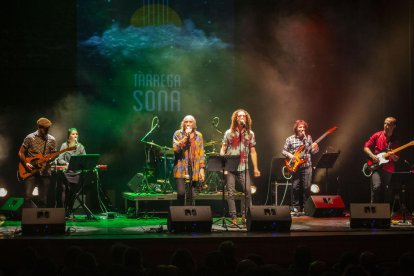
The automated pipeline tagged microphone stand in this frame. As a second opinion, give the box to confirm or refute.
[186,132,194,206]
[140,119,159,143]
[243,129,249,225]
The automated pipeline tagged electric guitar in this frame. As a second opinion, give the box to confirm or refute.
[284,126,338,172]
[17,146,77,181]
[362,140,414,177]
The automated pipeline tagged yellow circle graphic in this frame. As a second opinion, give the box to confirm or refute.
[131,4,182,27]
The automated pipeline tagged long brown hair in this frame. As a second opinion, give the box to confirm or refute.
[230,109,252,133]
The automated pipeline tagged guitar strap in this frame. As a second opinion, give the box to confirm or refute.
[42,136,48,155]
[387,141,392,152]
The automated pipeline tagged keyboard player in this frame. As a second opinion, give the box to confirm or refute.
[55,128,86,216]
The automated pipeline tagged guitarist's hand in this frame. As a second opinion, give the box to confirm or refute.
[311,143,319,152]
[25,162,34,171]
[371,155,380,163]
[254,169,261,177]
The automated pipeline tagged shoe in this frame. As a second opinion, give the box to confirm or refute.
[231,217,238,225]
[241,215,246,226]
[290,207,299,216]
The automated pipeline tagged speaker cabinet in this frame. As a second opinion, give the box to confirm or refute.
[21,208,66,235]
[247,205,292,232]
[350,203,390,229]
[127,173,145,193]
[167,206,212,233]
[304,195,345,217]
[0,197,24,220]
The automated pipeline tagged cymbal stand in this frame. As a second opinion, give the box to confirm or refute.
[139,116,160,193]
[160,152,174,193]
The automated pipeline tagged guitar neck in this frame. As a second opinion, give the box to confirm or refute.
[313,132,330,144]
[385,141,414,156]
[40,146,76,163]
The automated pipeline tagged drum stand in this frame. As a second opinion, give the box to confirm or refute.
[391,172,412,225]
[160,152,174,193]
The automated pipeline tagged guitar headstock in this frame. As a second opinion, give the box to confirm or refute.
[327,126,338,134]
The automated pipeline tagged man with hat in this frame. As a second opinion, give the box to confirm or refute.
[18,117,57,207]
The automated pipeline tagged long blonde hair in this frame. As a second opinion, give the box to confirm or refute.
[180,115,197,131]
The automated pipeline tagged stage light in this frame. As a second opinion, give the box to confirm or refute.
[251,184,257,194]
[32,187,39,196]
[0,187,7,197]
[310,184,320,194]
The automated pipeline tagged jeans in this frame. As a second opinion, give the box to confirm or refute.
[291,166,312,211]
[371,170,393,204]
[226,170,252,218]
[175,178,195,206]
[24,174,51,208]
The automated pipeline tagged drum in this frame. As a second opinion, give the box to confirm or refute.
[156,155,175,190]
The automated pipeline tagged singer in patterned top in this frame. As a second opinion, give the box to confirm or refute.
[220,109,261,226]
[56,128,86,215]
[173,115,205,206]
[282,120,319,215]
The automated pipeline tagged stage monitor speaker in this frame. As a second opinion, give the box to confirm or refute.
[0,197,24,220]
[304,195,345,217]
[127,173,144,193]
[167,206,212,233]
[21,208,66,235]
[350,203,390,229]
[247,205,292,232]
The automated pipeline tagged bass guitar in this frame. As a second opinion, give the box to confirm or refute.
[17,146,77,181]
[284,126,338,172]
[362,140,414,177]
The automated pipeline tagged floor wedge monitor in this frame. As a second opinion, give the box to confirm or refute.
[304,195,345,217]
[167,206,212,233]
[247,205,291,232]
[21,208,66,235]
[350,203,390,229]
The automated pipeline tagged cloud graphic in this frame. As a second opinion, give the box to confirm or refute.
[80,19,231,59]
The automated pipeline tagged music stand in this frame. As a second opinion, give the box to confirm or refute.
[68,154,100,220]
[207,155,240,230]
[315,151,340,194]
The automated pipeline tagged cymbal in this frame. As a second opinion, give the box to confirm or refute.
[205,140,220,147]
[145,141,162,148]
[160,147,174,155]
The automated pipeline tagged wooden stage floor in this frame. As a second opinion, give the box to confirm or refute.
[1,211,414,270]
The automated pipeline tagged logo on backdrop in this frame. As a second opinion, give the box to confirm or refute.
[132,73,181,112]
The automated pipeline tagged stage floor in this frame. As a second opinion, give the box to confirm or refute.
[1,211,414,271]
[1,210,413,239]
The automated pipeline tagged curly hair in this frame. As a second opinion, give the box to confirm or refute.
[230,109,252,133]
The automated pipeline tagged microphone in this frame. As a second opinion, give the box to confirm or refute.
[185,127,192,136]
[240,119,245,126]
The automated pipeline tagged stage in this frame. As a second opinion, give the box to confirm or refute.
[1,210,413,273]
